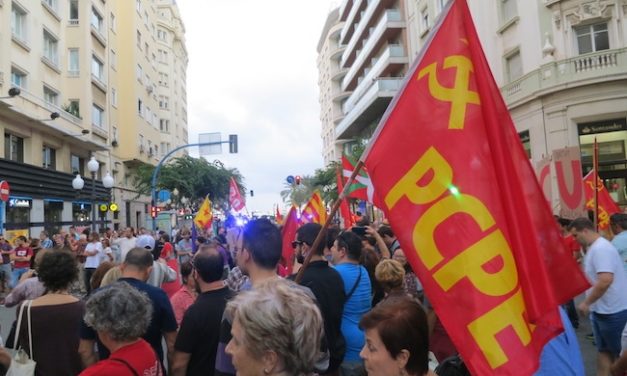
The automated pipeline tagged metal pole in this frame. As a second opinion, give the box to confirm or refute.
[151,141,231,231]
[91,172,96,233]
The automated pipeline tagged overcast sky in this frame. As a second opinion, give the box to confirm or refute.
[177,0,339,214]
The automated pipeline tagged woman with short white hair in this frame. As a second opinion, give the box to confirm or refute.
[225,279,324,376]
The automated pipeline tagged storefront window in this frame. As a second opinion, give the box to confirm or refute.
[44,200,63,235]
[6,198,31,232]
[518,130,531,159]
[72,202,91,225]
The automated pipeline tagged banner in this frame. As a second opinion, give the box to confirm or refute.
[553,147,586,219]
[360,1,589,374]
[583,170,620,230]
[194,196,213,230]
[229,177,245,212]
[301,191,326,224]
[535,156,552,207]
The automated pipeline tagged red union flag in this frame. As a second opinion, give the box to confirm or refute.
[583,170,620,230]
[229,177,245,212]
[553,146,586,220]
[361,0,589,374]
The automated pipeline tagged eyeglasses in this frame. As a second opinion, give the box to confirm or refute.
[291,240,305,249]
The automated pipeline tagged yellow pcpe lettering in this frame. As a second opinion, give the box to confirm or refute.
[385,147,452,210]
[467,288,533,369]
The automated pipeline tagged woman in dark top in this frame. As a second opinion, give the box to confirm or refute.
[16,250,84,376]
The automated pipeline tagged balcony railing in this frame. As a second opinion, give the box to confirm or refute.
[501,48,627,105]
[68,19,79,26]
[342,0,389,68]
[340,0,364,44]
[342,77,403,115]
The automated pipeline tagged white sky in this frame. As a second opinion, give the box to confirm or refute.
[177,0,339,215]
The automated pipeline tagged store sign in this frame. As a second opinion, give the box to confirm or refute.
[578,119,627,135]
[9,199,31,208]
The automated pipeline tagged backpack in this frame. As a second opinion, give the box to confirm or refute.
[435,354,470,376]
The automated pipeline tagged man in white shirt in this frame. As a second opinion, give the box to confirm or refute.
[112,227,137,262]
[570,217,627,375]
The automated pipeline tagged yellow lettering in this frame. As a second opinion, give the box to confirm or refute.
[467,289,533,369]
[417,55,481,130]
[385,147,452,210]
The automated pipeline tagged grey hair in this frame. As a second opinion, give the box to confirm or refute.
[84,282,153,342]
[226,279,323,374]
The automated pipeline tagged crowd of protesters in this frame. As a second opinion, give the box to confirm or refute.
[0,209,623,375]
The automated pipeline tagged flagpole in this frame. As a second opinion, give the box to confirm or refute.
[593,137,599,231]
[295,160,366,284]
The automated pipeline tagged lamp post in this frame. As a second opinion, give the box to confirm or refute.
[72,157,115,233]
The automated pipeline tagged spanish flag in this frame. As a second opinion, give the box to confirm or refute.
[194,195,213,230]
[301,191,326,224]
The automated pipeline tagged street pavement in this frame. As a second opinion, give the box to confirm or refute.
[0,295,599,375]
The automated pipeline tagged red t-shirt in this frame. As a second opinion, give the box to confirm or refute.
[13,246,33,269]
[79,339,162,376]
[562,234,581,259]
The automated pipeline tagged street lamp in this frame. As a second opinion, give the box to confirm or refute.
[86,157,100,232]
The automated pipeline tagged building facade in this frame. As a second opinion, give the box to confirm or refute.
[0,0,188,237]
[320,0,627,209]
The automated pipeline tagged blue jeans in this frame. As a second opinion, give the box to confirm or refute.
[591,309,627,357]
[10,267,29,289]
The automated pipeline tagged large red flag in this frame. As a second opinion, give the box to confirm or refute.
[229,177,245,212]
[583,170,620,230]
[280,205,300,274]
[361,1,589,374]
[336,167,354,229]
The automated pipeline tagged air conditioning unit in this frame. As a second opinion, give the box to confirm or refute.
[139,144,145,153]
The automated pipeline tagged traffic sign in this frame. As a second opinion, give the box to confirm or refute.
[0,181,10,202]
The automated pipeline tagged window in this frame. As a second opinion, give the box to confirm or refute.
[71,154,84,175]
[11,3,27,42]
[505,50,523,82]
[43,30,59,66]
[42,146,56,169]
[136,0,141,12]
[437,0,448,12]
[136,30,142,48]
[4,133,24,163]
[421,8,429,32]
[136,64,142,81]
[111,88,117,107]
[91,7,103,34]
[110,49,116,69]
[92,104,104,128]
[92,55,104,81]
[43,86,58,106]
[157,29,167,41]
[11,67,26,88]
[501,0,517,22]
[68,48,79,75]
[159,96,169,110]
[160,119,169,132]
[160,142,166,156]
[43,0,57,12]
[138,99,143,116]
[66,100,80,118]
[69,0,79,21]
[110,13,116,32]
[575,23,609,55]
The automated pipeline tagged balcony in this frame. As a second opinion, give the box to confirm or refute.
[91,74,107,92]
[344,44,406,100]
[336,77,403,139]
[90,25,107,46]
[339,0,353,21]
[340,0,366,45]
[341,10,404,89]
[501,48,627,107]
[342,0,396,68]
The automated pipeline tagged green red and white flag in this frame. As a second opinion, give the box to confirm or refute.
[342,153,379,205]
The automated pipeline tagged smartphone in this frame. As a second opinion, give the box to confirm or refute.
[352,226,367,236]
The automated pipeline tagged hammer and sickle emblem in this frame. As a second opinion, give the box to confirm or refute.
[417,55,481,130]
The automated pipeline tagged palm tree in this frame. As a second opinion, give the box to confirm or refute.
[280,175,317,207]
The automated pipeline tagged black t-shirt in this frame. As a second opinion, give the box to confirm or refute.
[175,286,234,376]
[291,260,346,372]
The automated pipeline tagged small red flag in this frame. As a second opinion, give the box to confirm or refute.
[229,177,245,212]
[336,168,354,229]
[583,170,620,230]
[280,205,300,274]
[275,205,284,225]
[361,1,589,374]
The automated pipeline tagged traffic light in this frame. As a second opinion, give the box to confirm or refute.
[229,134,238,153]
[250,190,254,197]
[295,175,301,185]
[150,206,162,218]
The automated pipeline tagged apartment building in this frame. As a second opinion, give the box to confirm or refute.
[320,0,627,208]
[0,0,188,236]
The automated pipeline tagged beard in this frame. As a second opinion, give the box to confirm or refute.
[296,252,305,264]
